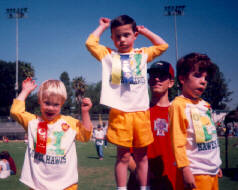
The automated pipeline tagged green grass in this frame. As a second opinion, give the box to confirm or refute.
[0,137,238,190]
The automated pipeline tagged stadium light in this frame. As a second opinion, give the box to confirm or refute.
[164,5,185,61]
[6,8,28,97]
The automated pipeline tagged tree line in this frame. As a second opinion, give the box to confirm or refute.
[0,59,233,116]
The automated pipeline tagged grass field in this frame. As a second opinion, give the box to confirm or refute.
[0,137,238,190]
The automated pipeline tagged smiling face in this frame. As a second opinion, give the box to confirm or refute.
[111,24,138,53]
[180,68,208,100]
[40,95,63,121]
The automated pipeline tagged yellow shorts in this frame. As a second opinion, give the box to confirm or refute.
[193,174,219,190]
[106,108,154,148]
[29,183,77,190]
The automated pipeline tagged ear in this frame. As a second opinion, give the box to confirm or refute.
[134,31,139,38]
[168,79,175,88]
[178,76,185,85]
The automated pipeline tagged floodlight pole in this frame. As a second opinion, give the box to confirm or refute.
[164,5,185,62]
[6,8,28,97]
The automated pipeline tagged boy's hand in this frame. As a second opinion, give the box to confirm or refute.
[136,25,149,36]
[22,77,37,94]
[16,77,37,101]
[81,97,92,112]
[182,166,196,189]
[99,17,111,29]
[218,168,223,178]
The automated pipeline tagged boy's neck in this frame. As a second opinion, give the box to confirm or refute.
[181,93,200,101]
[150,92,170,107]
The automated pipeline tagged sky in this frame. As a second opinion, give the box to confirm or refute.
[0,0,238,109]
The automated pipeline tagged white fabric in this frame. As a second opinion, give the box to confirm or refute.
[101,50,149,112]
[0,160,10,179]
[183,98,222,175]
[20,118,78,190]
[94,130,104,145]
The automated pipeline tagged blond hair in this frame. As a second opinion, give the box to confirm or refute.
[38,80,67,104]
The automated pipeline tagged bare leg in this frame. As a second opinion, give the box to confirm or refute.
[115,146,131,187]
[133,147,148,187]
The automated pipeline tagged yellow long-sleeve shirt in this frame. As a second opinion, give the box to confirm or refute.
[169,96,221,175]
[10,99,92,189]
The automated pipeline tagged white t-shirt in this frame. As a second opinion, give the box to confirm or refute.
[0,160,10,179]
[86,34,168,112]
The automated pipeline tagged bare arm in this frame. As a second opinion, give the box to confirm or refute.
[181,166,196,189]
[137,25,167,45]
[17,77,37,101]
[80,97,93,132]
[91,17,111,38]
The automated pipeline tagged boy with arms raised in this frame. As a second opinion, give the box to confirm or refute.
[10,77,93,190]
[86,15,168,190]
[169,53,222,190]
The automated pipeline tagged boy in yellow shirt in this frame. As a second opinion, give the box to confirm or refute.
[86,15,168,190]
[10,77,93,190]
[169,53,222,190]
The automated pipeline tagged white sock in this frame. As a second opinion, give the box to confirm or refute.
[116,187,127,190]
[140,186,150,190]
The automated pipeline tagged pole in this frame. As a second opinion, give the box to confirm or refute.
[16,15,19,97]
[174,12,179,62]
[6,8,28,97]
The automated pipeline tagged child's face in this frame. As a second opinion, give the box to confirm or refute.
[39,95,63,121]
[111,24,138,53]
[180,69,208,100]
[149,72,174,95]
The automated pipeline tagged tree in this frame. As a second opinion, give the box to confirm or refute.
[201,64,233,110]
[85,81,109,114]
[60,72,73,115]
[0,60,35,116]
[168,78,179,101]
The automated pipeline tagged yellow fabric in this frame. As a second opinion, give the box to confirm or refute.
[85,34,169,63]
[10,99,37,131]
[107,108,153,147]
[143,43,169,62]
[111,53,122,84]
[193,174,219,190]
[169,98,190,168]
[191,107,206,143]
[85,34,109,61]
[10,99,92,142]
[64,183,78,190]
[29,183,78,190]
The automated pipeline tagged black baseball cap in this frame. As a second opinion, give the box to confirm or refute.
[147,61,175,78]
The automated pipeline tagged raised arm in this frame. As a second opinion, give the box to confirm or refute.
[17,77,37,101]
[137,25,167,45]
[80,97,93,132]
[91,17,111,38]
[10,77,37,130]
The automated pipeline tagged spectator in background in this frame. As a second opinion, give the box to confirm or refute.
[2,136,9,143]
[0,151,16,175]
[94,124,105,160]
[0,151,11,179]
[103,122,108,148]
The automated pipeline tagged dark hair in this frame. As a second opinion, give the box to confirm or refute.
[176,53,216,87]
[110,15,137,33]
[0,151,10,160]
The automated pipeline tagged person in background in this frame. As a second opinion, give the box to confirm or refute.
[94,124,105,160]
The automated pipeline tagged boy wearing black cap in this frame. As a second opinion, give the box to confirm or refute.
[128,61,183,190]
[147,61,183,190]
